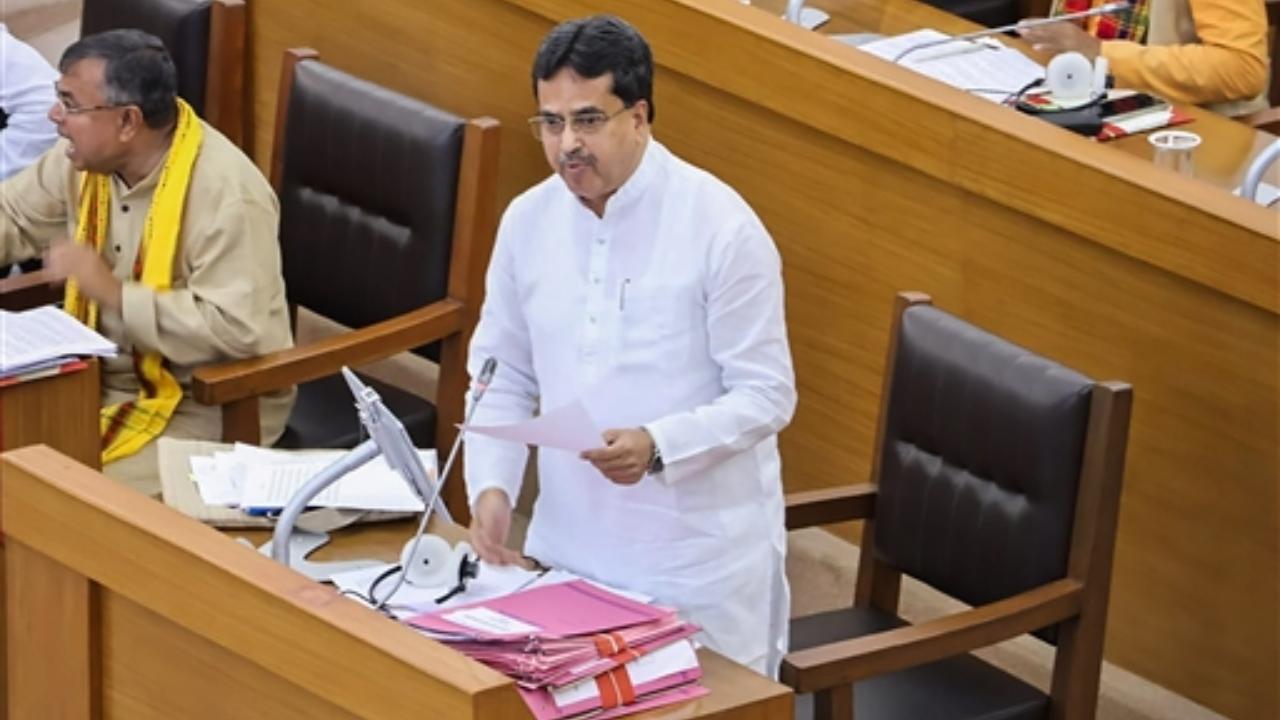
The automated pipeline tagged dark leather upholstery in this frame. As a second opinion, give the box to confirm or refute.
[791,607,1049,720]
[274,61,465,450]
[873,305,1092,615]
[919,0,1020,28]
[80,0,211,116]
[788,302,1096,720]
[273,371,436,450]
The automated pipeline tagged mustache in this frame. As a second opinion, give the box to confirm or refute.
[557,150,595,169]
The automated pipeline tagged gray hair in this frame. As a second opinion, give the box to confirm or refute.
[60,29,178,129]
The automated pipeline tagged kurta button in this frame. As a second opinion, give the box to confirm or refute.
[121,204,130,212]
[596,238,605,245]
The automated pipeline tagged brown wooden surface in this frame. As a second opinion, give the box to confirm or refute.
[205,0,247,148]
[0,270,61,311]
[5,540,98,719]
[1052,382,1134,718]
[1,446,793,720]
[0,360,99,470]
[785,483,877,530]
[246,1,1279,716]
[782,578,1085,693]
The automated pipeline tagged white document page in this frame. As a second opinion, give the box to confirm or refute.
[859,29,1045,101]
[236,450,437,511]
[550,639,700,708]
[0,305,117,374]
[463,398,604,453]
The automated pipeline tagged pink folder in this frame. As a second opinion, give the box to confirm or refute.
[517,665,705,720]
[408,579,671,640]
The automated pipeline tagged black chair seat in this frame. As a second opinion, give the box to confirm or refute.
[273,371,436,450]
[920,0,1020,28]
[791,606,1049,720]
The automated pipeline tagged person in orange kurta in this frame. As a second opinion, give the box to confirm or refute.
[1018,0,1269,116]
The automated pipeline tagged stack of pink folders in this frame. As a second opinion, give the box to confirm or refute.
[407,579,707,719]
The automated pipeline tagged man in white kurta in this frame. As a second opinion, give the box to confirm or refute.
[464,15,796,676]
[0,24,59,180]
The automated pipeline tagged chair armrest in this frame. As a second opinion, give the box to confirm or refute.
[0,270,63,311]
[781,578,1084,693]
[192,298,465,405]
[786,484,877,530]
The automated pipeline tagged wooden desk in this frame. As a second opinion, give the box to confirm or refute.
[0,360,99,470]
[246,1,1277,716]
[773,0,1280,192]
[1,446,791,720]
[229,523,792,720]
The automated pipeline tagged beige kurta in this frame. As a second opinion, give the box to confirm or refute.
[0,122,294,494]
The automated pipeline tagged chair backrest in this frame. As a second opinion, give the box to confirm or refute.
[79,0,245,145]
[270,52,469,361]
[1267,0,1279,106]
[867,294,1117,620]
[920,0,1021,29]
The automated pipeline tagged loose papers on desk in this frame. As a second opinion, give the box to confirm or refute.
[858,29,1045,102]
[0,305,116,378]
[188,443,435,512]
[404,578,707,719]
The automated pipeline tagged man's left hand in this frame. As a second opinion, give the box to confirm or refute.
[45,242,122,312]
[1016,21,1101,60]
[581,428,652,486]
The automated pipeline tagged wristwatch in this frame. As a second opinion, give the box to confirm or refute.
[643,427,664,475]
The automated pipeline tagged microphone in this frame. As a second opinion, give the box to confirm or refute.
[435,355,498,495]
[342,367,450,522]
[891,2,1131,63]
[371,357,499,607]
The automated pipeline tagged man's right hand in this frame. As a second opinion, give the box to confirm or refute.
[469,487,524,566]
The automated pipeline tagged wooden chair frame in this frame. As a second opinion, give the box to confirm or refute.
[189,48,501,519]
[781,291,1133,720]
[204,0,248,148]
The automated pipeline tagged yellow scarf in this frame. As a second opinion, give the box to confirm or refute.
[64,99,203,464]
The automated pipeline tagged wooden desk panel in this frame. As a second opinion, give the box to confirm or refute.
[0,362,99,470]
[1,447,793,720]
[248,1,1277,716]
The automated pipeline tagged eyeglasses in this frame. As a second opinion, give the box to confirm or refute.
[54,98,128,116]
[52,85,129,116]
[527,106,630,140]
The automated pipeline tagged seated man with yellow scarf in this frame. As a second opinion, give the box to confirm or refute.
[0,29,294,495]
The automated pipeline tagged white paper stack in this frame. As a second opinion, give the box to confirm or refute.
[858,29,1045,102]
[187,443,436,512]
[0,305,117,378]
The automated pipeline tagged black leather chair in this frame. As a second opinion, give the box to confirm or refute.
[919,0,1020,28]
[191,49,500,516]
[81,0,246,146]
[784,291,1133,720]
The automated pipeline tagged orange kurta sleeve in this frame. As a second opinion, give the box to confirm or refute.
[1100,0,1268,104]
